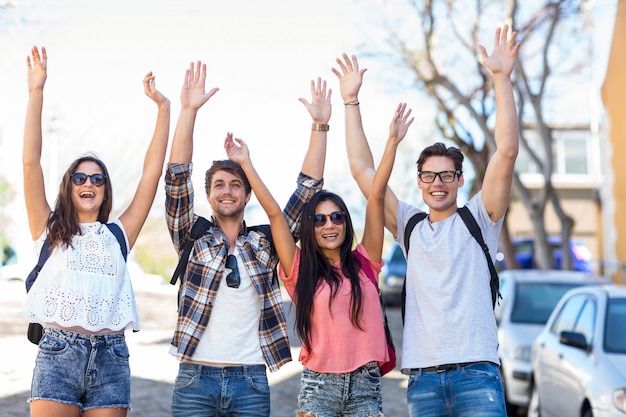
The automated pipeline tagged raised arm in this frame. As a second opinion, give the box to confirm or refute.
[478,25,521,222]
[361,103,413,262]
[298,77,331,179]
[280,78,330,242]
[118,72,170,248]
[168,60,219,164]
[224,133,296,273]
[23,46,51,239]
[332,54,400,236]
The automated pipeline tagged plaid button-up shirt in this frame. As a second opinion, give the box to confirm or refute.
[165,163,322,372]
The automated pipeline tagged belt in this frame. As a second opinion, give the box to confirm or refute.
[405,362,476,374]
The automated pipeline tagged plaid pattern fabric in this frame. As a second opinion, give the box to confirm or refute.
[165,163,322,371]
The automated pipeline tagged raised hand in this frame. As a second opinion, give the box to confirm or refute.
[224,132,249,165]
[331,53,367,102]
[26,46,47,92]
[143,72,169,107]
[478,25,520,77]
[389,103,414,145]
[298,77,331,124]
[180,60,219,110]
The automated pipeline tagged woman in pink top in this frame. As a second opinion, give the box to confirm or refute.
[226,80,413,415]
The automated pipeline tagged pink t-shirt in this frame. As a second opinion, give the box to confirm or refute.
[278,244,389,373]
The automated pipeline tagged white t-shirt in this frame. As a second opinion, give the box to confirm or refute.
[397,192,502,370]
[186,248,265,365]
[21,220,139,332]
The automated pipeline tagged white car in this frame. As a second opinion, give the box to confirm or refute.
[528,284,626,417]
[495,270,610,415]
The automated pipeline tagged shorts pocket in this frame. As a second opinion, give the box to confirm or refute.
[109,341,130,360]
[173,372,196,390]
[38,332,70,354]
[461,362,500,380]
[247,374,270,395]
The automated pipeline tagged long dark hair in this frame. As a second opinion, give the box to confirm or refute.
[295,190,365,351]
[47,154,113,248]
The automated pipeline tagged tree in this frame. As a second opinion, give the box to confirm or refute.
[365,0,592,270]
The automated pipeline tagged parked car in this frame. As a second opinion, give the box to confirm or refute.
[379,243,406,306]
[495,269,610,415]
[382,235,595,306]
[528,284,626,417]
[497,236,594,273]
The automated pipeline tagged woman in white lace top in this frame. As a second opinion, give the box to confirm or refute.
[21,46,170,417]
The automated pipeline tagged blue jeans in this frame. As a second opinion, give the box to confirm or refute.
[297,361,383,417]
[30,328,130,411]
[171,363,270,417]
[406,362,506,417]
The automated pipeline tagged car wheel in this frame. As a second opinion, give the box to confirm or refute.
[527,383,540,417]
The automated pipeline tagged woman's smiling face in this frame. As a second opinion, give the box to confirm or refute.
[71,160,106,222]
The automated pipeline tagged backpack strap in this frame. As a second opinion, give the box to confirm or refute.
[456,206,501,308]
[401,212,427,323]
[170,216,212,285]
[354,249,378,288]
[25,240,52,293]
[105,222,128,261]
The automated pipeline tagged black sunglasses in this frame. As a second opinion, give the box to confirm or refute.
[418,170,461,184]
[71,172,107,187]
[225,254,240,289]
[313,211,346,228]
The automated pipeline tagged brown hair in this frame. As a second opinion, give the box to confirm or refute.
[416,142,464,172]
[204,160,251,196]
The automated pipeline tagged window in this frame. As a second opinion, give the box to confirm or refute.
[550,294,586,335]
[516,127,592,182]
[605,298,626,354]
[572,297,595,346]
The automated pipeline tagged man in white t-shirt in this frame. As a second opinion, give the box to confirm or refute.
[332,25,520,417]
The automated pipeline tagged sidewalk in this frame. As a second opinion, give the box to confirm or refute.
[0,278,408,416]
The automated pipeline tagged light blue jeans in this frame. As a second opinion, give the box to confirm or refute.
[171,363,270,417]
[406,362,506,417]
[30,328,130,411]
[297,361,384,417]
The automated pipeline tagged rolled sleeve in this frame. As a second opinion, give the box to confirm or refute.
[165,163,195,253]
[283,172,323,242]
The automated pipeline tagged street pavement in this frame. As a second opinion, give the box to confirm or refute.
[0,276,409,417]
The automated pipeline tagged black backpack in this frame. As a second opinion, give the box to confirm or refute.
[170,216,273,286]
[25,222,128,344]
[400,206,501,323]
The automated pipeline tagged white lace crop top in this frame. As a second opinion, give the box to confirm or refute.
[21,220,140,332]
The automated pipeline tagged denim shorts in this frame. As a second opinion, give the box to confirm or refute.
[406,361,506,417]
[171,362,270,417]
[297,361,384,417]
[30,328,131,411]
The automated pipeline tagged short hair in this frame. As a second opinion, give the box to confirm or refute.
[416,142,464,172]
[204,160,251,196]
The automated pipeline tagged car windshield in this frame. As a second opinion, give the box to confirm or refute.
[511,283,583,324]
[604,298,626,354]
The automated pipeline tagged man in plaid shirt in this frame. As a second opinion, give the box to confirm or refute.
[165,60,329,417]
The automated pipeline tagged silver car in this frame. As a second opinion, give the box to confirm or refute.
[528,284,626,417]
[495,270,609,415]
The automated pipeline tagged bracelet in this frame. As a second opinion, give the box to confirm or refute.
[344,100,360,106]
[312,123,329,131]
